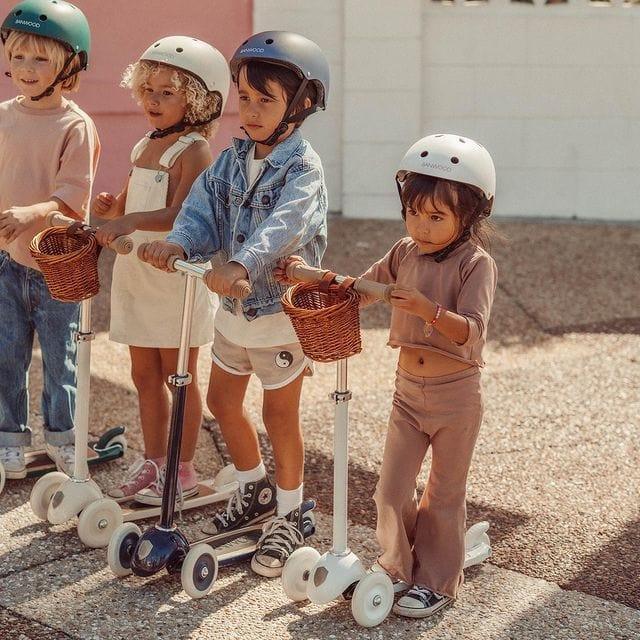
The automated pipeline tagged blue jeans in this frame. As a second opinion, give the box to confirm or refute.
[0,251,78,446]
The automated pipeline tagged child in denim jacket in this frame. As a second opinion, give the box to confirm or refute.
[141,31,330,577]
[0,1,99,479]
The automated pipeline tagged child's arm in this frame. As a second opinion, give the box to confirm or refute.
[357,239,408,306]
[0,199,71,243]
[141,165,222,271]
[97,143,212,246]
[230,163,325,284]
[390,254,498,345]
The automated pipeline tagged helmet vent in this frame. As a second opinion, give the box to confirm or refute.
[435,134,444,138]
[154,42,160,47]
[459,138,466,143]
[40,14,48,21]
[451,157,459,164]
[15,10,22,15]
[265,38,274,45]
[420,151,429,158]
[176,47,184,53]
[242,39,248,45]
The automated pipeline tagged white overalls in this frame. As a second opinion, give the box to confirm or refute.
[109,132,216,348]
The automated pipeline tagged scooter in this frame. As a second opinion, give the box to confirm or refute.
[279,263,492,628]
[107,251,313,600]
[0,428,125,497]
[26,214,130,531]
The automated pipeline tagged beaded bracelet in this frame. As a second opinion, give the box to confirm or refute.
[424,303,443,338]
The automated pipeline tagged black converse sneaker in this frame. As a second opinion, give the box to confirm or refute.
[393,585,453,618]
[201,476,276,536]
[250,504,305,578]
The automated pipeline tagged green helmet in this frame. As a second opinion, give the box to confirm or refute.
[1,0,91,69]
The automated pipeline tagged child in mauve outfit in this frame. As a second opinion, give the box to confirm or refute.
[141,31,330,577]
[362,134,498,618]
[0,0,99,478]
[92,37,230,505]
[283,133,498,617]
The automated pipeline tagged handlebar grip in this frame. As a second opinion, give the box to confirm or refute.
[108,235,133,255]
[353,279,395,303]
[203,269,251,299]
[45,211,76,228]
[286,262,328,284]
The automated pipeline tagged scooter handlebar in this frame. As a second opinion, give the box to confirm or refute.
[285,261,394,303]
[45,211,133,255]
[137,245,251,300]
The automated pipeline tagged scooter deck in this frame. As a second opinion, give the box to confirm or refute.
[198,499,316,568]
[120,479,237,522]
[23,425,126,478]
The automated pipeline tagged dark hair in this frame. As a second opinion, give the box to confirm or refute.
[399,172,496,250]
[236,60,318,127]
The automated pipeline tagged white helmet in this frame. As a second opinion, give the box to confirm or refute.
[397,134,496,202]
[140,36,230,110]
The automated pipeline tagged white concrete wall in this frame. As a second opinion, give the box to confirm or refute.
[255,1,640,221]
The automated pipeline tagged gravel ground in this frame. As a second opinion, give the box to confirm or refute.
[1,217,638,638]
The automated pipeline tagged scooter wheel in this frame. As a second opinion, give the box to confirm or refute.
[77,498,123,548]
[282,546,320,602]
[181,544,218,599]
[351,572,394,628]
[0,463,5,495]
[212,463,237,491]
[29,472,68,521]
[107,522,141,577]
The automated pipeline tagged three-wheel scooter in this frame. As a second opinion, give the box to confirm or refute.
[107,249,317,599]
[278,262,492,628]
[24,214,129,528]
[27,216,238,548]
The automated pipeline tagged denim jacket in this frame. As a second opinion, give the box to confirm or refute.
[167,129,327,320]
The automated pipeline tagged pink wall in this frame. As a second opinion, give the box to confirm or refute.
[0,0,253,197]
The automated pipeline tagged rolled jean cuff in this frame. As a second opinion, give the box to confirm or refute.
[44,427,75,446]
[0,427,32,447]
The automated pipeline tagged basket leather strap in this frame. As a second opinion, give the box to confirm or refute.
[66,222,101,256]
[337,276,356,297]
[318,270,337,294]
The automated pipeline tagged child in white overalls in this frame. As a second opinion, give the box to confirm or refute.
[92,37,230,504]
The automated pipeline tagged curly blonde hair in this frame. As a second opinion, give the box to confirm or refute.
[121,60,221,139]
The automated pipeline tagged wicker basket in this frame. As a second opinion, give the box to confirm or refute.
[29,227,100,302]
[282,275,362,363]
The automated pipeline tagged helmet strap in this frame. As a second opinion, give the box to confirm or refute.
[149,109,219,140]
[244,78,316,147]
[30,51,81,102]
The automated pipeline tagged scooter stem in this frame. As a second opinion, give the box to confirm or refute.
[158,273,197,529]
[73,298,93,482]
[332,359,351,555]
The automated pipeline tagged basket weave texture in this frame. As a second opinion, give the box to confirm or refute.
[282,280,362,363]
[29,227,99,302]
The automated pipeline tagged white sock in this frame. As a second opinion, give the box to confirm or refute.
[235,461,266,492]
[277,483,303,516]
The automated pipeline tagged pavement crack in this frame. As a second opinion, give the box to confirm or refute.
[497,281,548,332]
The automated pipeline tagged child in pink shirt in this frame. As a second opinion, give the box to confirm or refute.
[0,1,99,478]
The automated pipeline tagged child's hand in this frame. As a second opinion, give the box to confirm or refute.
[95,217,136,248]
[138,241,186,272]
[273,255,307,284]
[0,205,42,243]
[389,287,432,320]
[207,261,249,296]
[91,192,117,218]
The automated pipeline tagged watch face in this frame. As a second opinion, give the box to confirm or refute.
[275,351,293,368]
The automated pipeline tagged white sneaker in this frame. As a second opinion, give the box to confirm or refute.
[0,446,26,479]
[45,442,75,476]
[370,560,410,594]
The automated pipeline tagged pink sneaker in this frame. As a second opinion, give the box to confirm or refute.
[107,458,160,502]
[134,461,199,506]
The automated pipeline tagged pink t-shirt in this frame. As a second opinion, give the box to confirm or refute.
[360,237,498,367]
[0,96,100,269]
